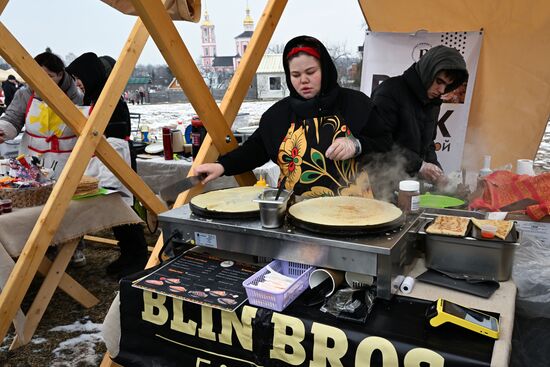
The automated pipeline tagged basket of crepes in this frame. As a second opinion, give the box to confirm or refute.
[0,176,55,208]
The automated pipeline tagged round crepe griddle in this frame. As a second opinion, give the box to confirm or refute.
[288,212,404,236]
[189,186,264,219]
[287,196,404,235]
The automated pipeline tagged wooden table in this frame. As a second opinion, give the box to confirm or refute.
[0,193,142,349]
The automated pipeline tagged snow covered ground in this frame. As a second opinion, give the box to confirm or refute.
[128,100,276,142]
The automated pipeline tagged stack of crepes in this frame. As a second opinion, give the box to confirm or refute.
[469,171,550,220]
[74,176,99,196]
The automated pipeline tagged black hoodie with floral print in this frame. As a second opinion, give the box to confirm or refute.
[218,36,390,195]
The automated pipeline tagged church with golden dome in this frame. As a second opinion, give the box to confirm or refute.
[200,4,254,78]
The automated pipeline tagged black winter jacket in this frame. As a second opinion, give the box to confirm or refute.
[371,65,442,175]
[219,35,390,176]
[66,52,130,139]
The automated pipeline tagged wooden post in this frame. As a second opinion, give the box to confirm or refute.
[0,18,164,343]
[177,0,289,207]
[357,0,370,24]
[130,0,256,186]
[144,0,288,269]
[0,0,8,14]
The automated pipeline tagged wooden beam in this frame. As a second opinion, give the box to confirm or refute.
[83,235,119,246]
[0,21,166,215]
[9,239,96,349]
[145,0,288,270]
[176,0,289,206]
[0,19,161,343]
[0,0,9,14]
[130,0,248,159]
[357,0,369,25]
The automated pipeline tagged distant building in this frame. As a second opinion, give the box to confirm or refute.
[255,54,288,100]
[169,5,256,94]
[205,5,254,77]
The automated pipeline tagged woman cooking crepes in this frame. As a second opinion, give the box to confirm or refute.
[196,35,390,197]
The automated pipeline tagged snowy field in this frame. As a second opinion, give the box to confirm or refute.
[127,100,276,142]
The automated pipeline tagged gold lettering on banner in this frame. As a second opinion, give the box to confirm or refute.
[310,322,347,367]
[404,348,445,367]
[142,291,168,325]
[355,336,399,365]
[196,357,211,366]
[198,306,216,341]
[270,313,306,365]
[171,298,198,335]
[219,305,258,351]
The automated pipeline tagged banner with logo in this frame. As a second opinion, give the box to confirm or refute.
[361,31,483,173]
[114,271,495,367]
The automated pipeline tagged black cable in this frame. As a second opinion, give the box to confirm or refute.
[157,229,183,264]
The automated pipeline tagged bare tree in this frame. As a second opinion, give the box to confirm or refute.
[327,42,354,86]
[267,43,286,54]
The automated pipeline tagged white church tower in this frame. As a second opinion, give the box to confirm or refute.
[200,7,216,71]
[234,4,254,68]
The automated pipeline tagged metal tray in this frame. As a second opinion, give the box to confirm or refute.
[423,221,519,281]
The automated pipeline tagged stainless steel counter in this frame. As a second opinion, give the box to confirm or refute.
[158,205,422,299]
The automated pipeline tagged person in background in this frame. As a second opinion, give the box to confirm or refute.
[0,52,83,174]
[138,86,145,104]
[67,52,148,279]
[2,74,19,109]
[196,35,390,197]
[371,45,468,185]
[0,51,87,266]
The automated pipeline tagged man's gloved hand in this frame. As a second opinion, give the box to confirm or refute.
[419,161,444,184]
[325,136,360,161]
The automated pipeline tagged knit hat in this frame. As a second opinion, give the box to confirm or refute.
[7,75,16,81]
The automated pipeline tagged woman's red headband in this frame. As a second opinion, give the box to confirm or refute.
[286,46,320,60]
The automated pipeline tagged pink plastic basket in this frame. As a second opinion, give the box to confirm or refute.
[242,260,314,312]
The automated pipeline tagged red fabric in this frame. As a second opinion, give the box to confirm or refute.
[526,202,550,221]
[286,46,320,60]
[469,171,550,219]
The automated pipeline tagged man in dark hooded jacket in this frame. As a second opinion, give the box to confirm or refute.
[372,45,468,184]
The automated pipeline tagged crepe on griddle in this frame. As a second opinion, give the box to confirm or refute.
[426,215,470,237]
[288,196,402,227]
[471,218,514,240]
[190,186,264,213]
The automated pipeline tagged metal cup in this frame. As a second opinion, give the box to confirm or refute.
[254,188,292,228]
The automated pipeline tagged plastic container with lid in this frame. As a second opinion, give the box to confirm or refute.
[480,224,498,239]
[397,180,420,213]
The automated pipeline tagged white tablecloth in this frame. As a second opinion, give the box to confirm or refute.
[136,157,280,202]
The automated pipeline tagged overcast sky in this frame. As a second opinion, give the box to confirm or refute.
[1,0,368,66]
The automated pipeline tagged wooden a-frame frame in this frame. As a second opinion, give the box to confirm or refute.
[0,0,370,359]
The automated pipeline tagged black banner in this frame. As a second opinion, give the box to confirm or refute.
[116,270,495,367]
